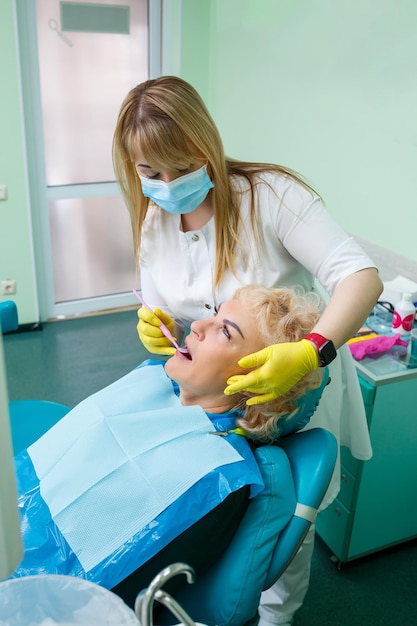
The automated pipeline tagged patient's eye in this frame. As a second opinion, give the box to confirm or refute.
[213,304,234,340]
[222,324,231,340]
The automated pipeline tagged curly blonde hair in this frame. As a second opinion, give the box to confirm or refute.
[231,285,325,443]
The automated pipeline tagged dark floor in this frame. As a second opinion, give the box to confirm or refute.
[3,308,147,407]
[297,535,417,626]
[3,310,417,625]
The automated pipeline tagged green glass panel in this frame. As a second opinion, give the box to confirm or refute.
[61,2,130,34]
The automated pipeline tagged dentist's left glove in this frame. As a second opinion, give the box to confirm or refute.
[137,306,177,356]
[224,339,319,406]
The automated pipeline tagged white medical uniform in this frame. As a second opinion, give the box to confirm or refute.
[140,170,375,625]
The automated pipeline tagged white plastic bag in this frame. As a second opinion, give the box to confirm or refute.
[0,575,139,626]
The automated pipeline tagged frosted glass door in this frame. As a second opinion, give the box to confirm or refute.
[25,0,153,314]
[36,0,148,185]
[49,196,137,302]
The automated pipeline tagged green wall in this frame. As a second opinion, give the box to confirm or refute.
[1,0,415,324]
[0,0,38,324]
[180,0,211,103]
[203,0,416,261]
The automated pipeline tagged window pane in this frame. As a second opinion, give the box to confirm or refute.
[49,196,137,302]
[36,0,148,185]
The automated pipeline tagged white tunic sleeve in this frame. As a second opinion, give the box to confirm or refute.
[257,172,377,296]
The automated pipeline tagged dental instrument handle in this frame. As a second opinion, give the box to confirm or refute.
[132,289,186,353]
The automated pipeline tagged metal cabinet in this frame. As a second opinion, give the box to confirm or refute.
[316,353,417,564]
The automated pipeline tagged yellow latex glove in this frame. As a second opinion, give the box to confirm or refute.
[137,306,176,356]
[224,339,319,406]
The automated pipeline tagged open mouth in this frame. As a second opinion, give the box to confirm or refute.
[177,347,192,360]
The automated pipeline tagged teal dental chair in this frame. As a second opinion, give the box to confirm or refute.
[0,300,19,334]
[0,300,71,454]
[147,427,337,626]
[2,299,337,626]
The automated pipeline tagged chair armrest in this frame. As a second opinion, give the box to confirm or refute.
[264,428,337,587]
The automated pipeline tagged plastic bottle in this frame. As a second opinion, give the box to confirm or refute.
[391,292,416,335]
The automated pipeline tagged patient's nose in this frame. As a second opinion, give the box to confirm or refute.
[190,319,209,340]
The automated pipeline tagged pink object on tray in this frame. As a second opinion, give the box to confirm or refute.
[349,334,408,361]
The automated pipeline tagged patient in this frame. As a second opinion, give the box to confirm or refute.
[164,284,325,442]
[11,285,327,607]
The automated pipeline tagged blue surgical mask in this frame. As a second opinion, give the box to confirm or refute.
[139,164,214,215]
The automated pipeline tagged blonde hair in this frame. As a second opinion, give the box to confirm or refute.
[112,76,316,286]
[231,285,324,443]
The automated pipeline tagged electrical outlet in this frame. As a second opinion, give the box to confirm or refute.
[0,185,7,200]
[1,279,16,295]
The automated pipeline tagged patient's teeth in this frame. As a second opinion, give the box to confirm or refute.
[177,348,192,360]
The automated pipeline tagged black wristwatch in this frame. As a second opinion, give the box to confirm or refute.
[305,332,337,367]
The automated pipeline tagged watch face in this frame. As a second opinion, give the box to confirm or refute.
[321,340,337,366]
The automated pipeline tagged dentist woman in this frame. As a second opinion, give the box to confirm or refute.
[113,76,383,626]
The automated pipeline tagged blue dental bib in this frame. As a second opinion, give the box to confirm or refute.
[12,363,263,589]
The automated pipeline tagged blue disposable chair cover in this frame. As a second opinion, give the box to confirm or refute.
[11,363,264,591]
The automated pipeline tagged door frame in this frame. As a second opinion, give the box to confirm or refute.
[14,0,174,320]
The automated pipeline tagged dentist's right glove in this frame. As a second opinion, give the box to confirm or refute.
[224,339,319,405]
[137,306,177,356]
